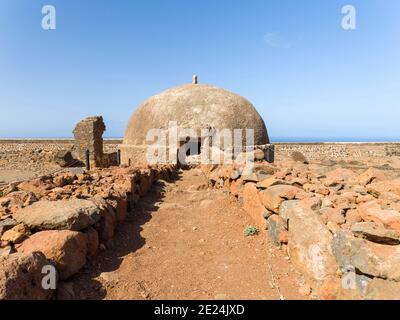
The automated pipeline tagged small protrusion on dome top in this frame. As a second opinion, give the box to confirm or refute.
[192,74,198,84]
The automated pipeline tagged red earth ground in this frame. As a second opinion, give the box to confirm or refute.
[68,169,310,300]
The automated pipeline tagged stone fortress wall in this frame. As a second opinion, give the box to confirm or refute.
[1,140,400,163]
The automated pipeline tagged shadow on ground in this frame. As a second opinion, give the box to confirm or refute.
[65,170,183,300]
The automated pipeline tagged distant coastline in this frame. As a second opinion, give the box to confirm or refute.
[0,137,399,144]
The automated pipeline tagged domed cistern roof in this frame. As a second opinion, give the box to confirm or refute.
[123,76,270,146]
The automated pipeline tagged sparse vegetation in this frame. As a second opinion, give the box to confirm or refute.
[244,226,259,237]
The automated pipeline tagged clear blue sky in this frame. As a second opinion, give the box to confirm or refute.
[0,0,399,141]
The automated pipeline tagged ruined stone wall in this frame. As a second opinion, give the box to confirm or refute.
[0,164,177,299]
[275,143,400,160]
[0,140,120,170]
[203,158,400,300]
[1,141,399,170]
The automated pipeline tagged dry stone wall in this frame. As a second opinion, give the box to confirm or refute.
[0,163,177,300]
[202,156,400,300]
[275,143,400,160]
[1,141,399,168]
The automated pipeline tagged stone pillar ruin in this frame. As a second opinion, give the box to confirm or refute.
[73,116,106,167]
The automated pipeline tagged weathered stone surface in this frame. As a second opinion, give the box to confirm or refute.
[324,168,357,186]
[367,179,400,197]
[0,246,12,257]
[18,179,52,197]
[0,224,29,244]
[332,230,400,281]
[358,168,387,186]
[241,173,259,183]
[84,227,99,258]
[56,281,76,300]
[256,176,287,189]
[278,200,299,228]
[53,173,76,188]
[259,185,307,213]
[288,201,337,281]
[229,179,243,197]
[0,252,52,300]
[357,201,400,231]
[291,151,309,164]
[267,215,288,247]
[95,205,117,243]
[0,218,17,236]
[364,278,400,300]
[73,116,106,167]
[106,197,128,223]
[242,183,268,229]
[321,207,346,225]
[14,199,102,231]
[352,222,400,245]
[54,150,74,167]
[345,209,363,224]
[17,230,87,280]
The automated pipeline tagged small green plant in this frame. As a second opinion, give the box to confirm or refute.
[243,226,259,237]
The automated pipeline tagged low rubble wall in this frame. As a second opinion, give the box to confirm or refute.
[0,163,177,299]
[202,157,400,299]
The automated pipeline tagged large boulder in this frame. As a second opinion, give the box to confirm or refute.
[17,230,87,280]
[288,200,338,281]
[332,230,400,281]
[0,252,52,300]
[259,185,307,213]
[14,199,102,231]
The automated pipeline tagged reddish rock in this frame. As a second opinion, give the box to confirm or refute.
[267,215,288,247]
[18,179,53,197]
[357,201,400,231]
[95,205,117,243]
[332,230,400,281]
[367,179,400,197]
[229,179,242,196]
[256,176,287,190]
[288,199,337,281]
[14,199,102,231]
[259,185,307,213]
[0,252,52,300]
[0,224,30,244]
[53,173,76,188]
[324,168,357,186]
[17,230,87,280]
[358,168,387,186]
[322,207,346,225]
[345,209,363,224]
[365,278,400,300]
[107,197,128,223]
[85,227,99,257]
[242,183,268,229]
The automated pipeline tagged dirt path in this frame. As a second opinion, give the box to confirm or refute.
[70,169,308,300]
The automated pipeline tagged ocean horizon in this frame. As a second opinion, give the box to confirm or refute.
[0,136,399,143]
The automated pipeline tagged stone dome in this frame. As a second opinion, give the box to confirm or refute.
[123,83,269,146]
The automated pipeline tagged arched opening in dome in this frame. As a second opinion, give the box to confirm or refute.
[177,136,202,165]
